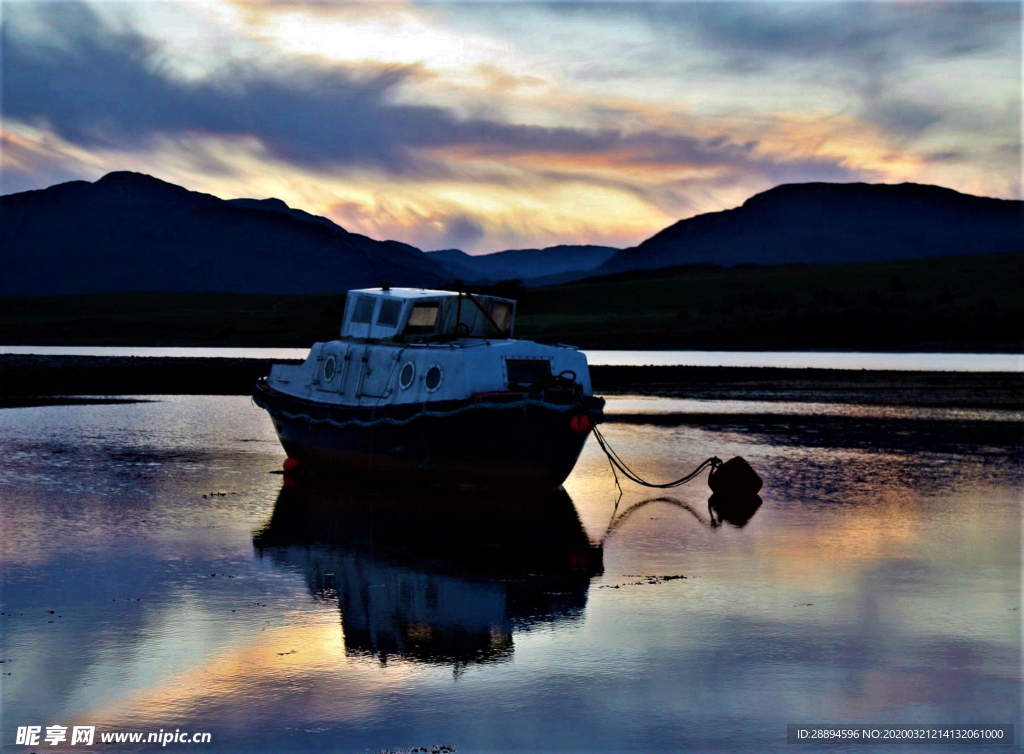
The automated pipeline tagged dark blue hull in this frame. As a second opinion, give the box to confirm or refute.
[254,378,605,488]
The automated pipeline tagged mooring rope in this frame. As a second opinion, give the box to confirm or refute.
[590,423,721,494]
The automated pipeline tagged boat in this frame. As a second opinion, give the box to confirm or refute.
[253,287,605,488]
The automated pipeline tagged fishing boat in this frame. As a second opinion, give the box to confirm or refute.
[253,287,605,488]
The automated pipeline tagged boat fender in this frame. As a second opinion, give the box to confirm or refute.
[707,456,762,498]
[569,414,592,434]
[283,457,302,474]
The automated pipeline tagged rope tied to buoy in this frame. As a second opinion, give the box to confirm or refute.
[589,421,765,541]
[590,423,722,495]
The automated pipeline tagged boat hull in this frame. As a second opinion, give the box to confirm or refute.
[254,379,604,488]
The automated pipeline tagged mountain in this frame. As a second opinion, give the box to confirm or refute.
[597,182,1024,275]
[226,197,340,231]
[424,249,489,283]
[427,245,618,283]
[0,172,449,295]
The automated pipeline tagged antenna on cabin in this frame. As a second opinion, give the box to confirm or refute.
[454,279,463,327]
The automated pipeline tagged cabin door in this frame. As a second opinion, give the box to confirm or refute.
[314,343,350,395]
[356,347,402,399]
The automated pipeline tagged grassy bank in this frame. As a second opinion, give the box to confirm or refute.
[0,292,347,347]
[515,251,1023,350]
[0,252,1020,350]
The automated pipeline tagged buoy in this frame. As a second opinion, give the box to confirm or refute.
[283,457,301,474]
[569,414,592,434]
[708,456,763,498]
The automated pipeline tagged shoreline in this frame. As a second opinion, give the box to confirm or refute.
[2,355,1021,409]
[1,346,1020,375]
[4,344,1022,355]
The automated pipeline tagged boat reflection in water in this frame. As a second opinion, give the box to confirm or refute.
[253,483,602,668]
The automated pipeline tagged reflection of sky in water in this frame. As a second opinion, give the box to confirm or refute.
[0,396,1020,752]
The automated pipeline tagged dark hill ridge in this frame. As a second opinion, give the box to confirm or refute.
[3,174,1020,296]
[226,197,339,231]
[597,182,1024,275]
[0,171,448,295]
[427,245,618,283]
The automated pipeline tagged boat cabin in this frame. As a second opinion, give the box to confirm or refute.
[341,288,516,342]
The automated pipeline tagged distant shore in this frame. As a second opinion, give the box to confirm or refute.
[2,355,1020,410]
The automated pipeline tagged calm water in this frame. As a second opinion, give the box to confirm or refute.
[1,396,1020,752]
[2,345,1021,372]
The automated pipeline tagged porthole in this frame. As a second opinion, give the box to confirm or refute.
[424,364,443,392]
[323,356,337,382]
[399,362,416,389]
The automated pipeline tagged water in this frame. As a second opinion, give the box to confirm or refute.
[1,396,1020,752]
[2,345,1021,372]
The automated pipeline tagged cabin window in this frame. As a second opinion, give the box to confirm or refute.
[406,302,439,334]
[351,296,376,324]
[377,298,402,327]
[424,364,444,392]
[399,362,415,389]
[323,356,337,382]
[490,301,513,333]
[506,359,551,386]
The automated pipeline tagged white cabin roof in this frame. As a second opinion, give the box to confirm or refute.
[349,287,461,300]
[342,287,517,340]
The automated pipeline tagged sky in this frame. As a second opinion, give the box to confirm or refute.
[1,1,1020,253]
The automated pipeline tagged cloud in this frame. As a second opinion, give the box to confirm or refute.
[0,129,96,195]
[621,2,1018,71]
[865,100,945,139]
[539,3,1018,141]
[328,198,487,251]
[3,4,443,173]
[432,214,486,251]
[672,3,1019,138]
[2,2,865,184]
